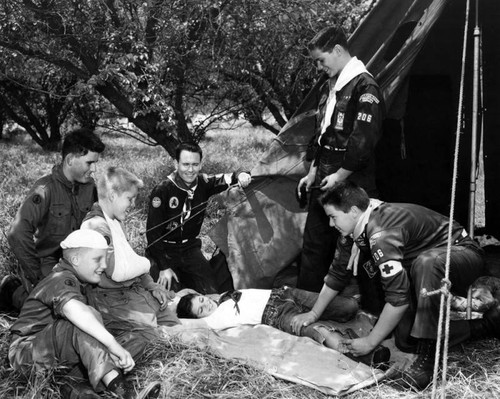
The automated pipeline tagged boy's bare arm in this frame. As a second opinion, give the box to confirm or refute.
[62,299,135,372]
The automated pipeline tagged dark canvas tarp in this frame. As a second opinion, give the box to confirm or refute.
[210,0,500,289]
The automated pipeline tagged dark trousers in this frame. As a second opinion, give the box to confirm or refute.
[297,188,339,292]
[150,238,218,294]
[393,244,485,352]
[9,319,149,390]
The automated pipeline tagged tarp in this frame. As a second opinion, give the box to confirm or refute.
[166,312,413,396]
[210,0,500,289]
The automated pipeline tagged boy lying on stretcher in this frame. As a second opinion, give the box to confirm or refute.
[170,287,391,369]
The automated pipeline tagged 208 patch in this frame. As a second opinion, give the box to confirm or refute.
[151,197,162,208]
[357,112,372,123]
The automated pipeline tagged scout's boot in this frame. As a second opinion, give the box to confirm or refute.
[107,375,135,399]
[392,338,436,391]
[60,381,100,399]
[469,305,500,340]
[0,274,22,313]
[108,374,161,399]
[347,345,391,370]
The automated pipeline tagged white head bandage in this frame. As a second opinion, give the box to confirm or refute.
[60,229,108,250]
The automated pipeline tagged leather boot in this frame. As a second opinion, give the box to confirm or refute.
[469,305,500,340]
[391,338,436,391]
[345,345,391,370]
[0,274,22,313]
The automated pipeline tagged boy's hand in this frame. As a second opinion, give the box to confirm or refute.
[297,174,315,197]
[108,343,135,373]
[237,172,251,188]
[151,286,169,310]
[341,337,376,357]
[290,311,317,335]
[158,268,179,291]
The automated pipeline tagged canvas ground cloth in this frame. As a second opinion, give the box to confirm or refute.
[163,312,413,397]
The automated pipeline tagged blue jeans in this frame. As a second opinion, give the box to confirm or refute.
[261,286,358,344]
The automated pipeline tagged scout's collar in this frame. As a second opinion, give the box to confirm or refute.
[168,172,198,193]
[347,198,383,275]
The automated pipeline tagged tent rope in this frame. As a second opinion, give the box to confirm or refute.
[421,0,471,398]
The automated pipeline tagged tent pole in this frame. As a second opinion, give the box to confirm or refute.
[468,0,480,235]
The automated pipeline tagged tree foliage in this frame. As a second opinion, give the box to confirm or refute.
[0,0,374,155]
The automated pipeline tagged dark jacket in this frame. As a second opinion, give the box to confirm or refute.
[313,72,385,194]
[7,165,96,285]
[146,171,237,271]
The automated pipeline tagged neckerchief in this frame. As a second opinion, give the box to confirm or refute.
[347,198,383,275]
[168,172,197,222]
[218,290,242,315]
[320,57,371,139]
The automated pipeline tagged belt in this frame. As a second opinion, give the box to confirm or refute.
[163,239,190,244]
[322,144,346,151]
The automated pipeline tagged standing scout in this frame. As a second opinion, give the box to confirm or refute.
[291,182,499,391]
[146,142,251,294]
[296,26,384,292]
[2,128,105,311]
[8,230,159,399]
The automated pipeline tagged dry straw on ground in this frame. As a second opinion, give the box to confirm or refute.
[1,125,499,398]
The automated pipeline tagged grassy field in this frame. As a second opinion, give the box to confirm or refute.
[1,125,499,399]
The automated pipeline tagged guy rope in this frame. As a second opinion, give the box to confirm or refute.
[419,0,480,397]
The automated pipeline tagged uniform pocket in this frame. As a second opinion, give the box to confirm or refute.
[49,203,71,235]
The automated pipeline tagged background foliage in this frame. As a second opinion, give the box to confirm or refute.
[0,0,375,155]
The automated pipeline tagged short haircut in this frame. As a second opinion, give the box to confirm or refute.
[308,26,349,53]
[97,166,143,200]
[176,293,199,319]
[62,128,105,160]
[175,142,203,161]
[319,181,370,213]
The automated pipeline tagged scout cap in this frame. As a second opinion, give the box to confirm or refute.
[60,229,108,250]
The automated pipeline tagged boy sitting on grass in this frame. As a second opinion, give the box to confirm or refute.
[174,287,390,368]
[8,229,158,399]
[81,166,179,331]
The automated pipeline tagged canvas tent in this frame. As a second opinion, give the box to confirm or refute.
[209,0,500,289]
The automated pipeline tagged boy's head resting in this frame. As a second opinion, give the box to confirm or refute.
[177,293,218,319]
[97,166,144,221]
[62,128,105,184]
[61,230,108,284]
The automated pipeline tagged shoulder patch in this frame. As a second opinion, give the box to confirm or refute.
[359,93,380,104]
[369,232,383,246]
[151,197,162,208]
[32,194,42,205]
[65,278,76,287]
